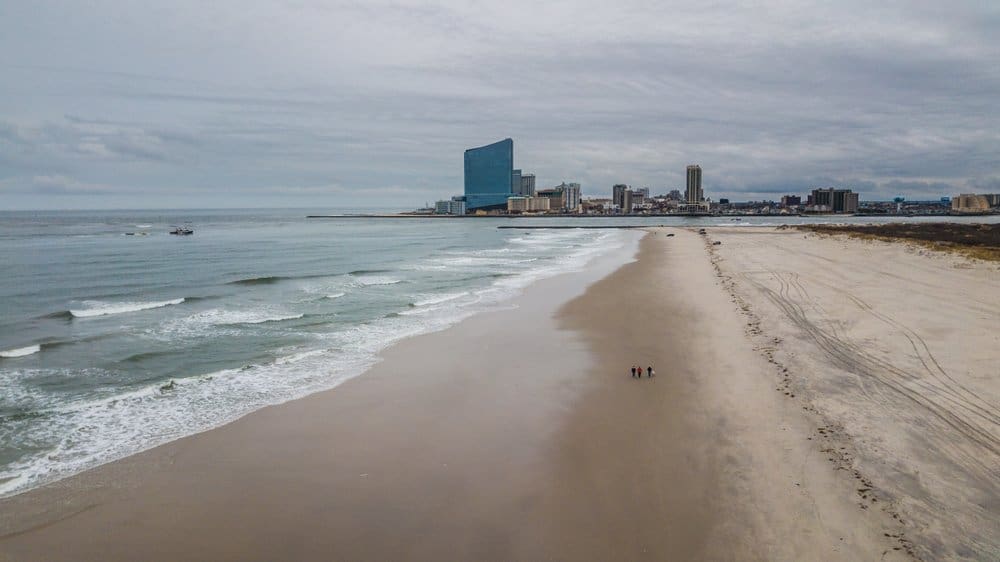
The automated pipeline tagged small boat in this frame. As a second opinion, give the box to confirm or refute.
[169,226,194,235]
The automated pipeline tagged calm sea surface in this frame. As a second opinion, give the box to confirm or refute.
[0,209,995,495]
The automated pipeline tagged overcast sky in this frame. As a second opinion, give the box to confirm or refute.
[1,1,998,209]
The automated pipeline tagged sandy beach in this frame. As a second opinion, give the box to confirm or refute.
[706,226,1000,560]
[2,227,996,561]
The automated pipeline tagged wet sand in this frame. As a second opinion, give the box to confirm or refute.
[0,230,912,560]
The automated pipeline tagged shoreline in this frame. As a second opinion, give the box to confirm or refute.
[2,227,992,559]
[0,228,638,501]
[0,232,644,560]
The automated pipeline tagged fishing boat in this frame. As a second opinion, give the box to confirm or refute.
[169,226,194,235]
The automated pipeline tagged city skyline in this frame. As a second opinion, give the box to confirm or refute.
[1,1,998,209]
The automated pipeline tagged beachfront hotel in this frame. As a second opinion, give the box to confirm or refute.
[464,138,514,210]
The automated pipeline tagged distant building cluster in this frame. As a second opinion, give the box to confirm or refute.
[420,137,997,217]
[433,138,581,215]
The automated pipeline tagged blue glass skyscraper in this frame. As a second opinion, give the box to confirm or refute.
[464,138,513,210]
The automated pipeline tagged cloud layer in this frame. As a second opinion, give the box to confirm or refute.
[1,0,998,208]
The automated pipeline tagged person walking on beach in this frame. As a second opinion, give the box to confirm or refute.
[631,365,637,378]
[647,365,654,378]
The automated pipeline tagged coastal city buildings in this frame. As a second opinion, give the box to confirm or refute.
[435,142,913,216]
[507,182,582,214]
[464,138,514,210]
[506,195,551,213]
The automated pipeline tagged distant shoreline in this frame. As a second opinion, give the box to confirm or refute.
[307,212,994,219]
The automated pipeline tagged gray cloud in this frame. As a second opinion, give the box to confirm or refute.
[0,0,997,209]
[0,175,115,195]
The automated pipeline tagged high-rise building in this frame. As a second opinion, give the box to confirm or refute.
[555,182,581,211]
[781,195,802,207]
[520,174,536,196]
[810,188,859,213]
[613,184,628,209]
[511,169,522,197]
[686,165,703,203]
[623,190,634,214]
[464,138,514,210]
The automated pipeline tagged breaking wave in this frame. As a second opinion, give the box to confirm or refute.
[69,298,185,318]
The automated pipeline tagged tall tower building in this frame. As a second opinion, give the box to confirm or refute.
[686,165,703,203]
[520,174,536,196]
[464,138,514,210]
[613,184,628,209]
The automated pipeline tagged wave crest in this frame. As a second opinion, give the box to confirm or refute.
[69,298,185,318]
[0,345,41,358]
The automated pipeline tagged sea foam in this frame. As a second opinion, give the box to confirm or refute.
[0,345,41,358]
[69,298,185,318]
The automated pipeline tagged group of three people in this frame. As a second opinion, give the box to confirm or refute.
[631,365,654,378]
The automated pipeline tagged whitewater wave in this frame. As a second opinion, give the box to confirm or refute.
[435,256,538,268]
[232,313,303,325]
[325,292,346,299]
[411,292,469,307]
[355,276,401,286]
[275,349,328,365]
[190,309,304,326]
[69,298,185,318]
[0,345,41,358]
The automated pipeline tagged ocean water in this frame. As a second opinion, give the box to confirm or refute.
[0,209,635,496]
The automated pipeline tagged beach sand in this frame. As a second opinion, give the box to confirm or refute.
[3,227,990,560]
[705,226,1000,560]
